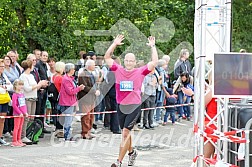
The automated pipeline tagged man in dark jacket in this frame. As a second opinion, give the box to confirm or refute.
[102,57,121,134]
[173,49,192,80]
[35,51,50,135]
[78,59,100,139]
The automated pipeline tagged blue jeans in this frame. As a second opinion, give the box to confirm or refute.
[164,97,177,123]
[164,109,175,123]
[177,91,184,118]
[183,96,191,118]
[155,102,163,121]
[95,95,104,122]
[60,106,74,140]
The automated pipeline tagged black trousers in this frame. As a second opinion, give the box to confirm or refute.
[35,90,47,129]
[50,101,63,130]
[3,106,14,134]
[104,94,120,132]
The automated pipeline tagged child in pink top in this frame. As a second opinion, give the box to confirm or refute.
[12,79,28,147]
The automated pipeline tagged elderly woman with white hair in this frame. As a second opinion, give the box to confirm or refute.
[58,63,85,141]
[162,55,170,64]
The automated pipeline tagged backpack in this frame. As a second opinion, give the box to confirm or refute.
[26,119,43,144]
[48,82,59,102]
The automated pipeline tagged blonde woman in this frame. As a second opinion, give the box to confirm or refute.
[51,61,65,138]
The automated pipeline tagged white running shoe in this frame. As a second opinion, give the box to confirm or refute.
[90,128,97,134]
[0,138,10,146]
[111,160,122,167]
[21,137,32,144]
[128,149,138,166]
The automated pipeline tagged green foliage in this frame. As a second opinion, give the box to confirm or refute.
[0,0,250,64]
[0,0,195,62]
[232,0,252,52]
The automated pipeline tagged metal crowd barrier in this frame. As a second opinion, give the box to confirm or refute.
[228,102,252,167]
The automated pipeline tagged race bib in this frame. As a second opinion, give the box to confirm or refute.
[120,81,133,91]
[18,97,26,107]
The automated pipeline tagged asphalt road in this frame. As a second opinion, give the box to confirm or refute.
[0,118,194,167]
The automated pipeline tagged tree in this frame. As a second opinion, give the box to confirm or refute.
[232,0,252,52]
[0,0,250,64]
[0,0,195,62]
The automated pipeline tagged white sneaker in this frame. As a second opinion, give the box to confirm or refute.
[97,120,103,125]
[128,149,138,166]
[156,120,163,124]
[0,138,10,146]
[89,134,96,138]
[152,122,159,127]
[111,160,122,167]
[4,132,12,138]
[90,128,97,134]
[22,137,32,144]
[95,120,103,125]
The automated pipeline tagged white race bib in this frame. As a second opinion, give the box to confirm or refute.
[120,81,134,91]
[18,97,26,107]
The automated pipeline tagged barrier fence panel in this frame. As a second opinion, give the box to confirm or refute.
[194,0,232,166]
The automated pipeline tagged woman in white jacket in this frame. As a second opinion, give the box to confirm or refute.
[0,59,13,146]
[19,59,48,144]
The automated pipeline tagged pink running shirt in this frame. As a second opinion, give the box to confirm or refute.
[110,61,150,105]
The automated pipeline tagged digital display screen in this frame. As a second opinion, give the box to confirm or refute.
[213,53,252,97]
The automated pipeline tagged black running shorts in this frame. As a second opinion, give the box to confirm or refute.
[117,104,141,130]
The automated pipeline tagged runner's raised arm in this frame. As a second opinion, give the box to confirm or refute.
[104,35,124,68]
[146,36,158,71]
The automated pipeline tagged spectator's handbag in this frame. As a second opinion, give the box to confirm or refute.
[0,92,11,104]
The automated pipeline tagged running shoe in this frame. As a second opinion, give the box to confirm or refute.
[0,137,10,146]
[4,132,12,138]
[21,137,32,145]
[128,149,138,166]
[177,117,182,122]
[111,160,122,167]
[65,137,76,142]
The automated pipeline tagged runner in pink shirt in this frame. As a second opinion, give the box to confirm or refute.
[105,35,158,167]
